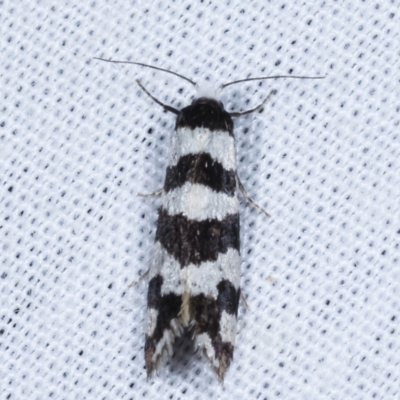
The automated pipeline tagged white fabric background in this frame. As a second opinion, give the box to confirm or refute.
[1,1,399,399]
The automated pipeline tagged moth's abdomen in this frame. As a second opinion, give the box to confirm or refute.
[145,100,240,382]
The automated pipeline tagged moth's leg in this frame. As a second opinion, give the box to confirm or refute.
[128,268,150,288]
[236,175,271,218]
[137,189,164,198]
[240,289,250,311]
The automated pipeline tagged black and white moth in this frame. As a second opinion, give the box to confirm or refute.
[95,58,322,382]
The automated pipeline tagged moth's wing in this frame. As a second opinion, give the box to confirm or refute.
[184,132,241,382]
[191,278,240,382]
[145,243,184,377]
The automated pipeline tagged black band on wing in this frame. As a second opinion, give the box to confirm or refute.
[190,279,240,381]
[145,274,182,374]
[164,153,236,195]
[155,208,240,267]
[190,279,240,326]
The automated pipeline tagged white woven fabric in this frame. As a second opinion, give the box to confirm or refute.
[1,1,399,399]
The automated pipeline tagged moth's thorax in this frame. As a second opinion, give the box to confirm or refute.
[175,97,234,135]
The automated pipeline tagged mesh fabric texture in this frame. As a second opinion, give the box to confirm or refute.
[1,1,399,399]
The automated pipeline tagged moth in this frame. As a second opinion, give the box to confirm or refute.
[95,57,322,382]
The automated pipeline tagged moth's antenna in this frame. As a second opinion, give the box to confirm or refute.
[94,57,198,87]
[229,89,277,118]
[221,75,324,90]
[136,79,179,115]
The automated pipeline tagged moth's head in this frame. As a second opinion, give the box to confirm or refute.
[177,90,233,133]
[195,82,221,102]
[189,97,226,115]
[190,82,226,112]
